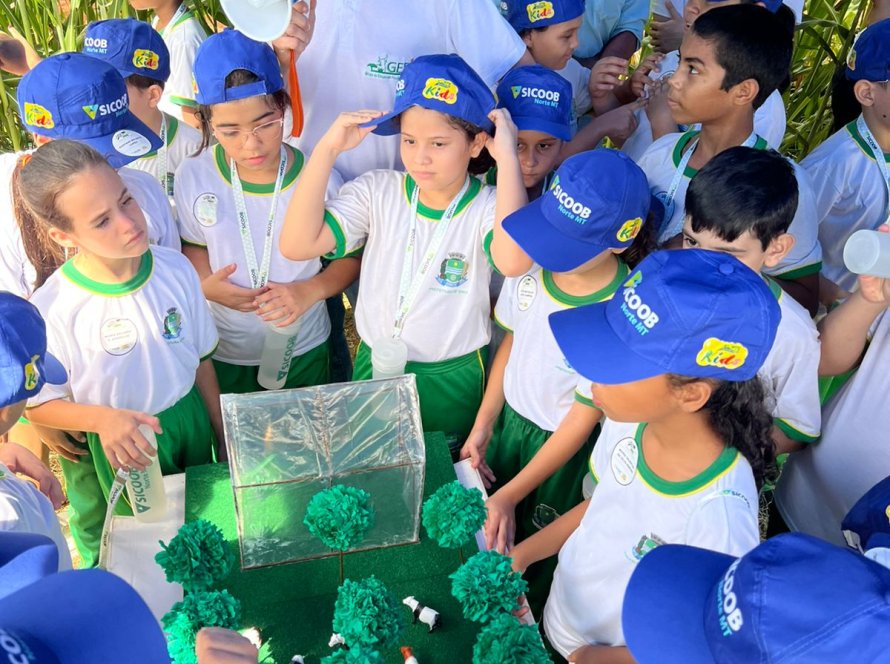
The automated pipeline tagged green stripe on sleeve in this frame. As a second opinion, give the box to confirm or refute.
[323,210,347,259]
[774,417,820,444]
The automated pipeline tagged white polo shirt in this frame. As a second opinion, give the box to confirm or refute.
[154,10,207,121]
[129,114,202,202]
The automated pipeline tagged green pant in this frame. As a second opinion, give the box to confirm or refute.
[486,401,597,615]
[353,342,487,450]
[62,385,216,568]
[213,339,330,395]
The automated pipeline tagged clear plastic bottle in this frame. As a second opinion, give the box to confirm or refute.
[257,319,302,390]
[372,337,409,379]
[126,425,168,523]
[844,229,890,278]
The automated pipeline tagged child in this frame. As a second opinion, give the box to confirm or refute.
[636,5,822,314]
[462,150,654,611]
[511,248,780,661]
[0,293,71,571]
[128,0,207,128]
[176,29,357,395]
[682,147,820,455]
[21,140,222,568]
[279,53,530,445]
[802,19,890,302]
[774,225,890,546]
[1,52,179,297]
[82,18,202,203]
[623,533,890,664]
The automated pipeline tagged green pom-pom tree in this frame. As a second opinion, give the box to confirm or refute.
[321,646,385,664]
[304,485,375,551]
[472,613,552,664]
[332,576,404,649]
[155,519,234,591]
[161,590,242,664]
[422,480,487,549]
[450,550,528,623]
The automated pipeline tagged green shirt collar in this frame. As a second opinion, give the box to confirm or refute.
[542,260,629,307]
[403,174,482,220]
[62,251,153,297]
[213,144,304,194]
[672,130,769,178]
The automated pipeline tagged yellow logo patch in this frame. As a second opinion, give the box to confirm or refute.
[422,78,459,105]
[696,338,749,370]
[132,49,160,70]
[23,354,40,391]
[616,217,643,242]
[24,102,54,129]
[847,48,857,71]
[526,1,555,22]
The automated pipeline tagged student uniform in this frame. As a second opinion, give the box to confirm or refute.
[0,151,180,298]
[802,116,890,293]
[153,6,207,122]
[636,130,822,278]
[28,246,218,567]
[325,170,496,442]
[129,113,202,204]
[175,144,333,394]
[543,419,760,656]
[775,311,890,546]
[621,51,787,162]
[555,59,593,136]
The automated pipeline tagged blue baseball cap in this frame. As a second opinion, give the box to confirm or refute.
[16,53,162,168]
[503,150,651,271]
[0,293,66,409]
[361,54,495,136]
[496,65,572,141]
[504,0,585,32]
[549,249,780,384]
[0,568,169,663]
[83,18,171,84]
[0,533,59,601]
[843,476,890,552]
[846,19,890,82]
[193,28,283,106]
[622,533,890,664]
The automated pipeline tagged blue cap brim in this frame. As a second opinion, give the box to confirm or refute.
[41,351,66,386]
[548,303,669,384]
[79,110,163,169]
[503,199,614,272]
[623,544,735,664]
[360,108,403,136]
[511,116,571,142]
[0,533,59,601]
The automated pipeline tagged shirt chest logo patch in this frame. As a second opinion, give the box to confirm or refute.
[365,54,408,80]
[162,307,183,341]
[193,193,219,227]
[611,436,638,486]
[516,275,537,311]
[100,318,138,356]
[435,252,469,288]
[627,533,665,562]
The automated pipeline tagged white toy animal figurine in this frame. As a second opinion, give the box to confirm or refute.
[402,596,441,632]
[328,633,345,648]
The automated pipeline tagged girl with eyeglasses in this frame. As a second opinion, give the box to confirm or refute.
[175,29,358,394]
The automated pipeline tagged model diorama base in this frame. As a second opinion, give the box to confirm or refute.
[185,433,482,663]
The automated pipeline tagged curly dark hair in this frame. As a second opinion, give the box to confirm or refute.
[668,374,777,490]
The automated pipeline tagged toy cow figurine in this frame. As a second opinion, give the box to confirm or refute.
[402,596,441,632]
[328,633,345,648]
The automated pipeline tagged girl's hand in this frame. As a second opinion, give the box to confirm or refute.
[650,0,685,53]
[588,57,630,99]
[271,0,316,66]
[33,423,88,463]
[94,409,161,471]
[0,443,65,509]
[485,490,518,554]
[255,279,322,327]
[599,99,645,145]
[630,53,665,99]
[203,264,268,313]
[644,77,675,129]
[460,423,497,488]
[318,111,385,155]
[485,108,519,165]
[857,224,890,306]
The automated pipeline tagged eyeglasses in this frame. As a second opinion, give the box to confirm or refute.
[212,116,284,143]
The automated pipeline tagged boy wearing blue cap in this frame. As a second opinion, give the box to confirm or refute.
[129,0,207,128]
[0,293,71,572]
[774,226,890,546]
[623,532,890,664]
[681,147,820,456]
[509,249,779,661]
[635,5,822,314]
[802,19,890,302]
[280,53,530,445]
[83,18,202,202]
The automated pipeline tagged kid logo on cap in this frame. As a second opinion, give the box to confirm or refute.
[132,49,160,71]
[696,338,748,370]
[422,78,458,104]
[24,102,54,129]
[527,1,555,22]
[847,47,857,71]
[23,354,40,391]
[616,218,642,242]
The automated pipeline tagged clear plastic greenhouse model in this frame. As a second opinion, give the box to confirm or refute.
[221,376,426,570]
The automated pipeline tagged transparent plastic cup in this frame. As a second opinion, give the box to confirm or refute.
[372,337,409,379]
[844,229,890,279]
[257,319,302,390]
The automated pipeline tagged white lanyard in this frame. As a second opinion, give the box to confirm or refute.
[159,3,188,37]
[393,177,470,338]
[157,115,169,197]
[857,115,890,224]
[659,131,759,240]
[232,146,288,289]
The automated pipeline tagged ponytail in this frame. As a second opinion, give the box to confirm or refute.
[621,207,659,269]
